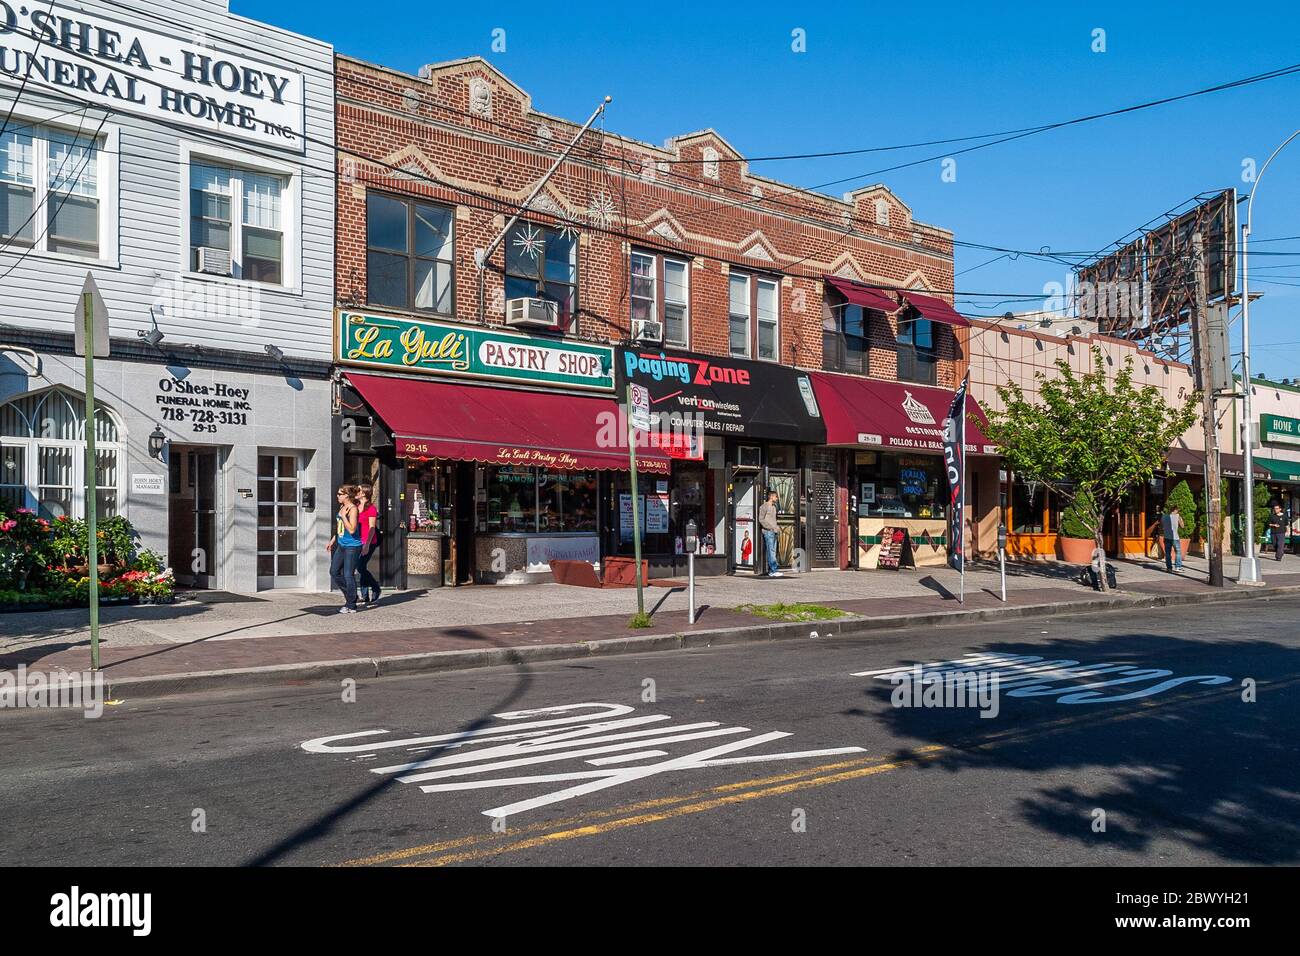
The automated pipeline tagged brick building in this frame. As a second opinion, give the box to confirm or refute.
[333,54,995,586]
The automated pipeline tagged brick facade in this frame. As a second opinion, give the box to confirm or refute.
[334,54,963,385]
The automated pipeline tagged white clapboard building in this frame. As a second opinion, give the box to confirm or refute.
[0,0,335,592]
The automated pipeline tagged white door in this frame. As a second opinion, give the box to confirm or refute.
[257,452,301,589]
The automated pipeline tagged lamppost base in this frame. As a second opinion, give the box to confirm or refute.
[1237,556,1264,586]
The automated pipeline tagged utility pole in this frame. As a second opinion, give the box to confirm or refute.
[1191,232,1224,587]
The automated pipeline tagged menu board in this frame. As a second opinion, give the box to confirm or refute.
[877,526,909,570]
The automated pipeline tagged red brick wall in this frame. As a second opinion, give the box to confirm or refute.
[335,55,962,384]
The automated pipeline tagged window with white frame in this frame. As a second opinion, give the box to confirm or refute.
[190,161,287,284]
[0,126,101,258]
[0,388,122,519]
[631,250,690,346]
[729,272,780,360]
[728,272,750,357]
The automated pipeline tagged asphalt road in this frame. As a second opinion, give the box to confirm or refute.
[3,594,1298,867]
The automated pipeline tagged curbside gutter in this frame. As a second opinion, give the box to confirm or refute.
[99,583,1300,701]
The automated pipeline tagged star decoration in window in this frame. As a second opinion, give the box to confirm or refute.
[556,209,583,243]
[511,224,544,260]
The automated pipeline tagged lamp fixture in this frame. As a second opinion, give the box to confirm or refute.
[264,344,285,363]
[138,311,165,348]
[148,424,167,460]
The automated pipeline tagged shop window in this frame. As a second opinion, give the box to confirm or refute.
[1,125,104,259]
[190,160,289,284]
[504,221,577,327]
[366,192,454,313]
[481,466,598,533]
[859,454,947,519]
[1011,480,1045,534]
[0,388,122,519]
[897,316,937,385]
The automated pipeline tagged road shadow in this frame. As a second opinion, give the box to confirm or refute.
[848,629,1300,863]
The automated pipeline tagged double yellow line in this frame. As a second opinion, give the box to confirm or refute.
[337,677,1284,867]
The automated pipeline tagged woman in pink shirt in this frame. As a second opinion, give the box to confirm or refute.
[355,483,382,606]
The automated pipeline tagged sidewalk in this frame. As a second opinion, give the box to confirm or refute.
[5,554,1300,697]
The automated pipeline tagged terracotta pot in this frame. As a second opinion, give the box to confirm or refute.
[1059,536,1096,564]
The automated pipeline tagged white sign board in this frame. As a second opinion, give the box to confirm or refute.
[0,3,307,152]
[526,535,599,573]
[131,473,165,494]
[629,383,650,432]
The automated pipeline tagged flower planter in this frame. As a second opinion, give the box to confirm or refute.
[1059,536,1096,564]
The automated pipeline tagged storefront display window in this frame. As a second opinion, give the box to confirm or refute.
[859,454,947,519]
[482,465,598,533]
[1011,480,1045,533]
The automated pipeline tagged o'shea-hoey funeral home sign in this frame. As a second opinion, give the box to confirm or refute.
[0,2,306,151]
[337,312,615,392]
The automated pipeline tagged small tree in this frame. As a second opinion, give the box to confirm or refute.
[984,346,1198,590]
[1165,480,1196,539]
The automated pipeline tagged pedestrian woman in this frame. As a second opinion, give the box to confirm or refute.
[355,483,382,606]
[328,484,362,614]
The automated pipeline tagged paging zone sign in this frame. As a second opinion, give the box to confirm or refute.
[0,2,306,152]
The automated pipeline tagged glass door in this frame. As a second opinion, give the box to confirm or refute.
[191,449,218,588]
[731,469,757,570]
[767,471,799,569]
[257,453,299,589]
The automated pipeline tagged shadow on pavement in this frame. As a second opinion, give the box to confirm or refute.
[849,630,1300,864]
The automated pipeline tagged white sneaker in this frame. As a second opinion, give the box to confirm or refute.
[339,606,357,614]
[771,571,784,578]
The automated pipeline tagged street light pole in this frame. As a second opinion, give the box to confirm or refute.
[1239,128,1300,585]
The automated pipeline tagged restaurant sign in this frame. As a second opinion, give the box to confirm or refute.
[1261,413,1300,447]
[338,312,614,392]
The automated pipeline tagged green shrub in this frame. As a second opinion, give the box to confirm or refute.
[1059,490,1098,540]
[1165,480,1196,537]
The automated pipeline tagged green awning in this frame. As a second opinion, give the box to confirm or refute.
[1255,456,1300,483]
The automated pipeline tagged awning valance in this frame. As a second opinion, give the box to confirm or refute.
[809,372,996,456]
[899,290,970,328]
[1165,447,1268,480]
[346,373,672,475]
[825,276,898,313]
[1254,456,1300,484]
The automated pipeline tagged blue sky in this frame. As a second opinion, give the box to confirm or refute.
[240,0,1300,376]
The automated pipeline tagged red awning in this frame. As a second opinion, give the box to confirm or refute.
[899,290,970,328]
[809,372,995,455]
[346,373,671,475]
[825,276,898,313]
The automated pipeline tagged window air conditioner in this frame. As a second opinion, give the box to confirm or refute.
[632,319,664,343]
[196,246,232,276]
[505,296,561,330]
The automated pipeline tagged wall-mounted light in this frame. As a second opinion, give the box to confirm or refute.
[148,424,167,460]
[138,311,165,348]
[264,344,285,363]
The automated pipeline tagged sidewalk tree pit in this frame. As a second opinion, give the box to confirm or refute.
[0,509,175,610]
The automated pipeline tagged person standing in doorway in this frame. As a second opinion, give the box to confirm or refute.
[759,489,782,578]
[356,483,382,606]
[1161,504,1184,573]
[1268,504,1287,562]
[328,485,362,613]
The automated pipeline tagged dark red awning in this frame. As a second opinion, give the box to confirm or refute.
[809,371,995,455]
[346,373,671,475]
[899,290,970,328]
[825,276,898,313]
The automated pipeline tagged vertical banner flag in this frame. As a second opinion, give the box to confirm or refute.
[943,374,969,574]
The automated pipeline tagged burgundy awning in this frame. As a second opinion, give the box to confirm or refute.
[346,373,671,475]
[899,290,970,328]
[809,371,996,455]
[825,276,898,313]
[1165,447,1267,480]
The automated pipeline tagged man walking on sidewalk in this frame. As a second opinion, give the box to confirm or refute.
[1268,504,1287,562]
[1161,504,1184,573]
[759,489,782,577]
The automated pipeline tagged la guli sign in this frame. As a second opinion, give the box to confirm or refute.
[337,312,615,392]
[0,2,305,151]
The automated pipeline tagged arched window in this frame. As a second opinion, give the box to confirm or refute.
[0,387,124,519]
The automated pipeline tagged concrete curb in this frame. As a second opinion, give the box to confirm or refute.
[101,582,1300,701]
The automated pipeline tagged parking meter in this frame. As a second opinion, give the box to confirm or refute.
[685,519,698,624]
[996,522,1008,603]
[684,519,698,553]
[997,523,1007,552]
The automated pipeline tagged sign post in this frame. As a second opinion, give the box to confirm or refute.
[75,274,109,670]
[627,384,651,619]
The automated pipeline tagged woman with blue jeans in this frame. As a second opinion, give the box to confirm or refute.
[328,485,362,613]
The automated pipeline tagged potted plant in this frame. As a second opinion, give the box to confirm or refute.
[1163,480,1196,559]
[1058,490,1099,564]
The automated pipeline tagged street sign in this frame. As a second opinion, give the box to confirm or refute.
[1205,303,1233,394]
[629,383,650,432]
[73,273,110,358]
